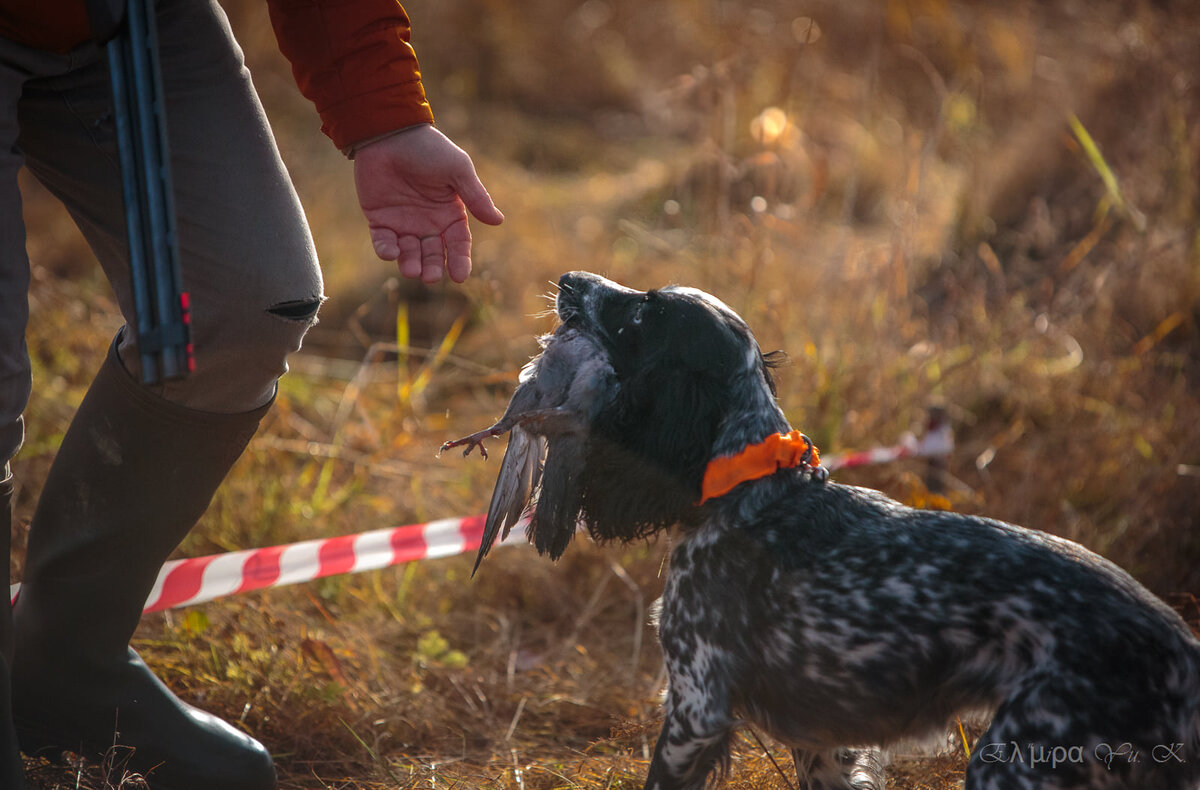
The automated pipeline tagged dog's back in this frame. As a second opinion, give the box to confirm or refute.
[659,476,1200,788]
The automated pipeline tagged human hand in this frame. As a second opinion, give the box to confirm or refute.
[353,124,504,284]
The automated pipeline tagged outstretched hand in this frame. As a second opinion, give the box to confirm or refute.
[353,124,504,284]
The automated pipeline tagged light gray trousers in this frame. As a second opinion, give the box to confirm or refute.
[0,0,324,468]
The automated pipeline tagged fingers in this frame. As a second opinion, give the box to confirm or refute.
[443,219,473,283]
[383,219,474,284]
[372,226,427,285]
[383,231,448,284]
[374,227,427,282]
[420,234,446,283]
[370,227,401,261]
[396,234,422,280]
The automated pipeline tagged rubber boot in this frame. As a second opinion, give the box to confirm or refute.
[1,471,27,789]
[10,340,276,790]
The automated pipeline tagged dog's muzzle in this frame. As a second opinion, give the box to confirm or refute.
[557,271,640,325]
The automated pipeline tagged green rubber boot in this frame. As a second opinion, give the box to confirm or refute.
[11,340,276,790]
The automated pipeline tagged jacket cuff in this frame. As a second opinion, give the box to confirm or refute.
[340,122,432,160]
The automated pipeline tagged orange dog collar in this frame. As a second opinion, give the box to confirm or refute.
[699,430,822,504]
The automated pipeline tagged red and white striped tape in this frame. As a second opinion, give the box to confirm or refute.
[7,426,952,612]
[823,420,954,471]
[9,514,530,613]
[139,514,533,612]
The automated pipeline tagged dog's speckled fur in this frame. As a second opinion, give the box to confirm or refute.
[465,272,1200,790]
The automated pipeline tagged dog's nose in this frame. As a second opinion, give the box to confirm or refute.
[557,271,605,319]
[558,271,598,297]
[559,271,636,298]
[557,272,641,321]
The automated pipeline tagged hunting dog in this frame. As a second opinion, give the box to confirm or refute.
[444,271,1200,790]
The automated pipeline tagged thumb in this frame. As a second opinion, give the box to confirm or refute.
[455,169,505,226]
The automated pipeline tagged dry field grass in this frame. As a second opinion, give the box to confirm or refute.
[11,0,1200,787]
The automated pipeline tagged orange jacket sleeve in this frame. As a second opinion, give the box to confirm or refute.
[266,0,436,151]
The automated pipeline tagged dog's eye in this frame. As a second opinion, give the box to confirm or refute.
[632,299,648,325]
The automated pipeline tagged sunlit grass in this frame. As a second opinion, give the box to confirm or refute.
[13,0,1200,787]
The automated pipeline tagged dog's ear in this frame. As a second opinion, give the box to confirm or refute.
[628,365,730,474]
[578,364,731,541]
[762,350,787,397]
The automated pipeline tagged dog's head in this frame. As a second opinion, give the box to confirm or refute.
[554,271,802,542]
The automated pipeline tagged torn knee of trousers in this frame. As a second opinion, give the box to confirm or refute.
[266,297,323,324]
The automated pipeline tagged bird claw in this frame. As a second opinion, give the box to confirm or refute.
[440,430,499,460]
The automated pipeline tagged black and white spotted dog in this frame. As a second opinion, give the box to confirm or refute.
[446,271,1200,790]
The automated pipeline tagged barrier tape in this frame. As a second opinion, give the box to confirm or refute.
[8,425,952,612]
[8,515,530,613]
[822,420,954,472]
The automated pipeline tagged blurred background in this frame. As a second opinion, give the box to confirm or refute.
[13,0,1200,787]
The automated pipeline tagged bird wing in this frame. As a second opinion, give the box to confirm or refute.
[472,427,546,575]
[528,434,585,561]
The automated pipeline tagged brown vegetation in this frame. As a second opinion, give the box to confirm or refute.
[13,0,1200,787]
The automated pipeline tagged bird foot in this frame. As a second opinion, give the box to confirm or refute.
[439,428,503,460]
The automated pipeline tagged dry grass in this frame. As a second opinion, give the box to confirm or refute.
[12,0,1200,787]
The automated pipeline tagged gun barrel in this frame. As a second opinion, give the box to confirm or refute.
[107,0,192,384]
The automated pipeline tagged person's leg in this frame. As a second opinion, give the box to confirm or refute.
[16,0,323,412]
[0,60,30,481]
[9,0,323,786]
[0,33,42,790]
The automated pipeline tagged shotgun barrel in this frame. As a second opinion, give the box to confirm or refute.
[95,0,193,384]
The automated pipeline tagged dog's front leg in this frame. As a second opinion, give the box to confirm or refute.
[791,747,886,790]
[642,690,733,790]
